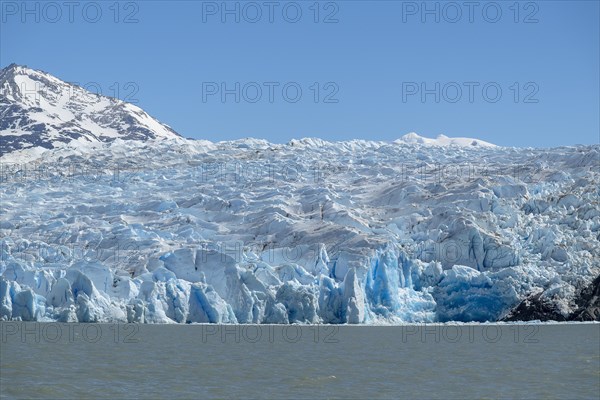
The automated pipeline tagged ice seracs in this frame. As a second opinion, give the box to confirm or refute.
[1,136,597,323]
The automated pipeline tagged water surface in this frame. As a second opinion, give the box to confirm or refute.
[1,323,599,399]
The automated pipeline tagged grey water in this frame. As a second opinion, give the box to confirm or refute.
[1,322,599,399]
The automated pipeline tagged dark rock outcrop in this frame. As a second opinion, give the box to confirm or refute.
[571,275,600,321]
[503,275,600,322]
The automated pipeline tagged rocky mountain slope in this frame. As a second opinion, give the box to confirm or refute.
[0,64,181,157]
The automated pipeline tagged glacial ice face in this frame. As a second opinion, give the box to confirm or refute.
[0,139,598,323]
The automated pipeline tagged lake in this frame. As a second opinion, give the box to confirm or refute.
[1,323,599,399]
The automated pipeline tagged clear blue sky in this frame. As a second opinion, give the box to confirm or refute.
[1,0,599,147]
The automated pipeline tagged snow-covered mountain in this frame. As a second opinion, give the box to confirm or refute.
[0,64,181,157]
[1,66,599,324]
[396,132,497,148]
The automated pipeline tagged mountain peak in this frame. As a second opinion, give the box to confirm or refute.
[0,63,27,83]
[0,64,182,157]
[0,63,37,78]
[398,132,427,144]
[2,63,23,72]
[396,132,496,148]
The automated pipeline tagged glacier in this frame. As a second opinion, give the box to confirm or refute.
[1,136,598,324]
[0,64,598,324]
